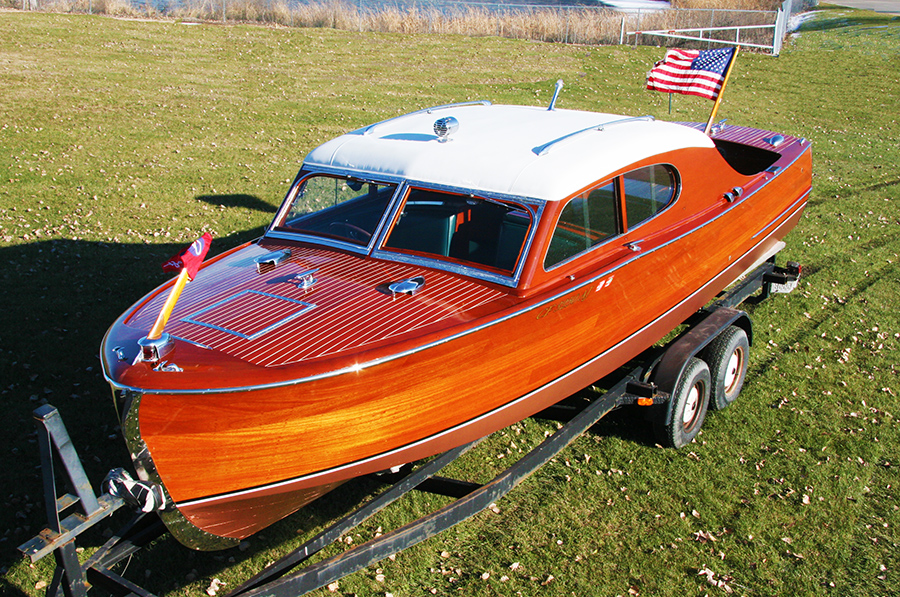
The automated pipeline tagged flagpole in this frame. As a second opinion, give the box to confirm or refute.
[704,46,739,136]
[147,268,191,340]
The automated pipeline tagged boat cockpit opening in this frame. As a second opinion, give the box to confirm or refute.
[713,139,781,176]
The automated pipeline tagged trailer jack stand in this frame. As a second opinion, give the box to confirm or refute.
[18,404,166,597]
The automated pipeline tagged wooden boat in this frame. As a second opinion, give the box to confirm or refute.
[101,98,811,550]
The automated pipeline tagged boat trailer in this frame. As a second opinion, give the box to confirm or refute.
[18,258,800,597]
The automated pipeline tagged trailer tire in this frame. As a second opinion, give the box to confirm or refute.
[656,357,710,448]
[703,325,749,411]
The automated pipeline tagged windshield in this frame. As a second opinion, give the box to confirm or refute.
[383,188,531,274]
[274,175,397,245]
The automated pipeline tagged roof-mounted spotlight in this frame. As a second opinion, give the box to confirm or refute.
[434,116,459,142]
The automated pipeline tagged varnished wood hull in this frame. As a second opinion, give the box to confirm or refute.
[103,124,811,549]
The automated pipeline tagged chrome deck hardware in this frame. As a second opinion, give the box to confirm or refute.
[388,276,426,297]
[255,249,292,273]
[138,333,174,363]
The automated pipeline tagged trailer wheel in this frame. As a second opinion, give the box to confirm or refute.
[656,357,710,448]
[703,325,749,411]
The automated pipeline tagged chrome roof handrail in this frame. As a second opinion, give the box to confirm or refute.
[357,100,493,136]
[534,115,655,156]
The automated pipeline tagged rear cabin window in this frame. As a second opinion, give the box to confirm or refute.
[623,165,677,229]
[383,189,532,273]
[544,165,677,269]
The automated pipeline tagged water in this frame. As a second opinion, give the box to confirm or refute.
[136,0,670,16]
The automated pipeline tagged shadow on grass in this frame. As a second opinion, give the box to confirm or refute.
[798,4,900,32]
[0,199,268,583]
[196,193,279,214]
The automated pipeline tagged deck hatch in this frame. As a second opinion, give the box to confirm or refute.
[181,290,315,341]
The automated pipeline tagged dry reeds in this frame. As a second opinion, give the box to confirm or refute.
[13,0,783,50]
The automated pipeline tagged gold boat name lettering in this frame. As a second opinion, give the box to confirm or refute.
[537,287,592,319]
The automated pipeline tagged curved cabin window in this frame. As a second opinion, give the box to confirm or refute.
[383,189,532,274]
[623,165,677,229]
[544,164,678,269]
[544,181,619,268]
[274,175,397,246]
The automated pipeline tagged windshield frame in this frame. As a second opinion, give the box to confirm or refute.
[266,170,405,255]
[265,169,544,288]
[372,182,543,287]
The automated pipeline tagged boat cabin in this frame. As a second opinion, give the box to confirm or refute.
[266,101,719,294]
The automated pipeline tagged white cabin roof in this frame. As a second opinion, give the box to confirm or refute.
[303,103,714,201]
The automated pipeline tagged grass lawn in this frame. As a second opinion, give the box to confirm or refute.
[1,5,898,596]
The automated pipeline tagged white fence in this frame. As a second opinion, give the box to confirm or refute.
[624,0,813,56]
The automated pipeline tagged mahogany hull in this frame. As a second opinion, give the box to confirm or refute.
[103,121,812,549]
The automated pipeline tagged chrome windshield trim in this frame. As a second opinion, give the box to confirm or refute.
[373,181,544,287]
[264,230,373,255]
[266,169,543,288]
[370,250,517,287]
[264,169,406,254]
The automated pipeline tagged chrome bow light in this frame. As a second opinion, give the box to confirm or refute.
[434,116,459,142]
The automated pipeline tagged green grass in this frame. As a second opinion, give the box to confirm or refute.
[1,5,899,596]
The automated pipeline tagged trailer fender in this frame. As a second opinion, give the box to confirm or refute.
[651,307,753,429]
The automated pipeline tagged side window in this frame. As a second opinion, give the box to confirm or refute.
[623,165,676,230]
[544,181,619,268]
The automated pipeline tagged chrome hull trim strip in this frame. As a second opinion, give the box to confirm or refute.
[753,190,810,239]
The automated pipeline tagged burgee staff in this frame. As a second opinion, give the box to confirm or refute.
[704,46,739,135]
[147,232,212,340]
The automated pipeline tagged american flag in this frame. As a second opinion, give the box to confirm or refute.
[646,48,736,101]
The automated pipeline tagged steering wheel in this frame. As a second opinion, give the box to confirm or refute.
[329,222,372,243]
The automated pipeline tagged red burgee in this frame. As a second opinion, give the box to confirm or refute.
[647,48,736,101]
[162,232,212,280]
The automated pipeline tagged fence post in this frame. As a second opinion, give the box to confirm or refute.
[773,7,784,55]
[619,16,625,45]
